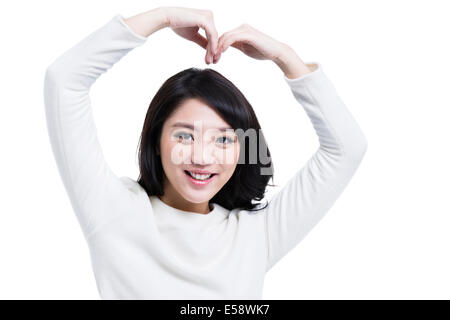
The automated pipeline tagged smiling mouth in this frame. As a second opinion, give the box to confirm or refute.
[184,170,217,181]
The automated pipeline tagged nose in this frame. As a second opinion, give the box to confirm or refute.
[191,138,215,165]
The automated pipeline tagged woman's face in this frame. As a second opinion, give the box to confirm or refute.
[158,98,240,212]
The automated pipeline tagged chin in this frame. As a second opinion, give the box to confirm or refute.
[182,194,212,203]
[179,186,214,204]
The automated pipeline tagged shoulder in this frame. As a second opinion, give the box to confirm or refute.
[118,176,145,197]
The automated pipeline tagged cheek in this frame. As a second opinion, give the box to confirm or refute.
[160,141,175,168]
[214,164,237,188]
[217,148,240,179]
[215,145,240,166]
[161,140,192,167]
[234,144,240,163]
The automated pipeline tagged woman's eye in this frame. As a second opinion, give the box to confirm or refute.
[216,136,235,145]
[174,132,193,143]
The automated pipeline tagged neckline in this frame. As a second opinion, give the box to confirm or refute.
[118,177,230,226]
[155,195,216,215]
[149,195,227,226]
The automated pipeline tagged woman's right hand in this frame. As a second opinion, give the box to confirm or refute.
[161,6,219,65]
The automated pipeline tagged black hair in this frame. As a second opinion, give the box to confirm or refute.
[137,67,277,212]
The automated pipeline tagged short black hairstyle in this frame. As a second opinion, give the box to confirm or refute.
[137,67,276,212]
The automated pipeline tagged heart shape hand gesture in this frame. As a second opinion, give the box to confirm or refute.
[163,6,287,65]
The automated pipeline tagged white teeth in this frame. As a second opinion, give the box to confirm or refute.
[188,171,213,180]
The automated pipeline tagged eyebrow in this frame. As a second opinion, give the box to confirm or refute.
[171,122,234,132]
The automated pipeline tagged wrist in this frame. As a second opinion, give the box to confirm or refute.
[154,7,170,28]
[124,7,169,38]
[273,45,313,79]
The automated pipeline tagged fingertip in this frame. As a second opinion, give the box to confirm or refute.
[213,53,220,64]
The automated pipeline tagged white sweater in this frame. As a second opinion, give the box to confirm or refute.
[43,14,367,300]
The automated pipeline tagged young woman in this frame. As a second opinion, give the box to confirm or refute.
[43,6,367,299]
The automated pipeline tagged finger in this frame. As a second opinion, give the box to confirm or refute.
[214,29,252,63]
[189,29,216,64]
[190,32,208,50]
[214,33,228,62]
[199,14,219,64]
[213,51,221,63]
[188,30,210,64]
[218,29,246,54]
[214,34,225,62]
[203,26,217,64]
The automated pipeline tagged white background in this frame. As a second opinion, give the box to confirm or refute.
[1,0,449,299]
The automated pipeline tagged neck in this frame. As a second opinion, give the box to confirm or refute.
[159,181,211,214]
[159,195,211,214]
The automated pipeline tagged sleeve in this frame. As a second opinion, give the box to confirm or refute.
[264,62,368,272]
[43,14,148,239]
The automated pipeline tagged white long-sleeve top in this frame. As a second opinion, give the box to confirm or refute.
[43,14,367,300]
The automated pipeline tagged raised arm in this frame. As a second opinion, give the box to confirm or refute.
[264,49,368,271]
[213,23,368,272]
[43,7,227,239]
[43,12,160,239]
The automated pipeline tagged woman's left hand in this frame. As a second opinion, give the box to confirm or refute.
[213,24,287,63]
